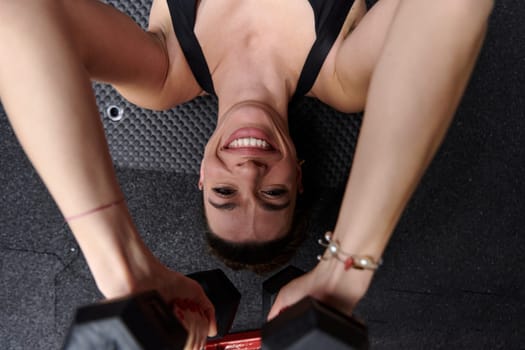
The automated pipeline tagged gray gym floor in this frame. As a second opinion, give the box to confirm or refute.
[1,1,524,349]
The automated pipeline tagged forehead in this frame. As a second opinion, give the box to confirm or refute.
[204,199,294,242]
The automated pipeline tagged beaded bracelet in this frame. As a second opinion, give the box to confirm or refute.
[317,232,382,271]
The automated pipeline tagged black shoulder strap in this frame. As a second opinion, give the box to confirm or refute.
[166,0,216,95]
[291,0,354,105]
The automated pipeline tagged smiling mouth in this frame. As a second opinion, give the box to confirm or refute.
[222,128,279,152]
[227,137,273,150]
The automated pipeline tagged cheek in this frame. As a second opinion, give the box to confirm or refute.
[201,161,222,181]
[200,155,221,180]
[270,163,298,186]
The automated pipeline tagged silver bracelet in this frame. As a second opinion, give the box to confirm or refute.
[317,232,382,271]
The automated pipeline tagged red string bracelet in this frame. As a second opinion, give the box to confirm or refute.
[65,198,125,222]
[317,231,382,271]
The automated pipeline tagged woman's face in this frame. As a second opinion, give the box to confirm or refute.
[200,101,302,242]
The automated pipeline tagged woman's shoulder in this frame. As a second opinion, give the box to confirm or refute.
[308,0,368,113]
[147,0,204,106]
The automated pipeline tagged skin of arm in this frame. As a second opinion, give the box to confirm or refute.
[269,0,494,319]
[0,1,214,346]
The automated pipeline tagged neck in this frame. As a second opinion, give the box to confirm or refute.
[213,51,293,124]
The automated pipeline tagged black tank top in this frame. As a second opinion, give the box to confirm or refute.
[166,0,354,104]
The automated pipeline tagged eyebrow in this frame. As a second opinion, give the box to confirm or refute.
[208,198,291,212]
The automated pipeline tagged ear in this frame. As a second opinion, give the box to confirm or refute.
[199,162,204,191]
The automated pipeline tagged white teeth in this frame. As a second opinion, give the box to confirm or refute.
[228,137,271,149]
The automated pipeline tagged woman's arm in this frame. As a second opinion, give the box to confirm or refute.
[333,0,493,265]
[0,1,214,346]
[0,0,169,297]
[269,0,494,318]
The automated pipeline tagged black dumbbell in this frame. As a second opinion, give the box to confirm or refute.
[260,265,369,350]
[62,269,240,350]
[262,296,368,350]
[62,290,186,350]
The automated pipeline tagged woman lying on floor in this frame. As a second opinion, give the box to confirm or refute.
[0,0,493,348]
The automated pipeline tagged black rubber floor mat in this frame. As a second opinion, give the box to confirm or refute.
[96,84,216,174]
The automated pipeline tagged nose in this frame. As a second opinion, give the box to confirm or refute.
[237,159,267,168]
[234,159,267,178]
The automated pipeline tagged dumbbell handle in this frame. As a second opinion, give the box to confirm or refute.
[205,330,261,350]
[209,297,368,350]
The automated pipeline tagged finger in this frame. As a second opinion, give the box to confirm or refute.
[205,306,217,337]
[198,317,208,350]
[183,322,195,350]
[173,304,198,349]
[185,304,210,350]
[197,294,216,337]
[267,276,308,321]
[267,288,291,321]
[187,312,205,350]
[193,309,209,350]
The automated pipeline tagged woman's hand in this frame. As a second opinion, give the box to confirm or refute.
[93,252,216,350]
[127,260,218,350]
[67,207,217,349]
[151,264,217,350]
[267,259,374,321]
[103,260,216,350]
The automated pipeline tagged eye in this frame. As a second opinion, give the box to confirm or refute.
[261,188,287,198]
[212,187,236,197]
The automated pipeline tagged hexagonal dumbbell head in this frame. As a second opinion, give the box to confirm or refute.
[187,269,241,338]
[261,297,369,350]
[62,291,187,350]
